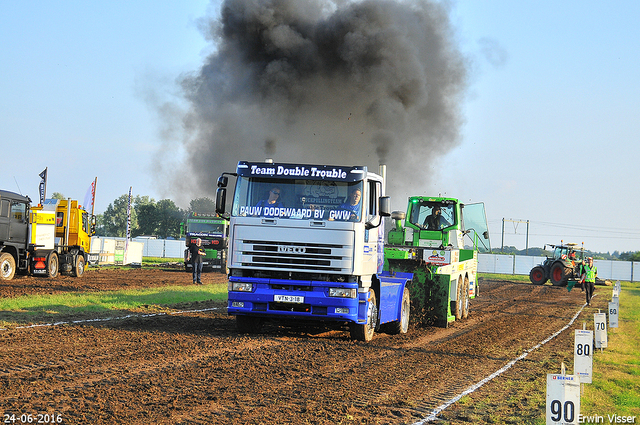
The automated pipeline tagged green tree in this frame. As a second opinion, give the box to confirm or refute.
[189,197,216,214]
[155,199,183,238]
[101,194,138,237]
[135,203,159,237]
[51,192,65,200]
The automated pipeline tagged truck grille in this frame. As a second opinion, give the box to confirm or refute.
[238,240,350,272]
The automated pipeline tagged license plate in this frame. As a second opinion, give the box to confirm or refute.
[274,294,304,303]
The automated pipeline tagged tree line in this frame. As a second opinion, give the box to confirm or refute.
[93,195,216,239]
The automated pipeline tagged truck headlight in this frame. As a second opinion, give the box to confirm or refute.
[328,288,357,298]
[230,282,253,292]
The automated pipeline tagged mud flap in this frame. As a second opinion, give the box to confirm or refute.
[387,259,450,328]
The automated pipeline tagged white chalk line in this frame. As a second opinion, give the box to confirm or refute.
[412,297,593,424]
[0,307,223,331]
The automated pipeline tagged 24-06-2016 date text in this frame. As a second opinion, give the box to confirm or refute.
[3,413,62,424]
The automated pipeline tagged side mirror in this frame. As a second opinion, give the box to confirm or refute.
[483,231,489,239]
[379,196,391,217]
[217,175,229,188]
[215,188,227,215]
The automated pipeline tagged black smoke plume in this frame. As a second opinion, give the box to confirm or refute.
[171,0,468,205]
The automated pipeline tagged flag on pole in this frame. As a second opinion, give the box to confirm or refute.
[39,168,48,204]
[125,187,132,262]
[83,178,97,214]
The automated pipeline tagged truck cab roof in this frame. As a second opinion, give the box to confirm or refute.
[0,190,31,204]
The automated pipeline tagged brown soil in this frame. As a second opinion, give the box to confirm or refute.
[0,268,608,424]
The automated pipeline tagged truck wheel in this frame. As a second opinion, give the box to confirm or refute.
[462,276,470,319]
[350,289,377,342]
[47,252,59,278]
[72,255,85,277]
[550,262,568,286]
[236,315,263,333]
[387,287,410,334]
[529,266,548,285]
[0,252,16,281]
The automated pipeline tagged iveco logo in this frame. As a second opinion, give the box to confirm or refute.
[278,245,306,254]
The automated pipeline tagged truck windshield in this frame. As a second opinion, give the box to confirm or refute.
[409,202,454,230]
[232,177,363,221]
[187,221,225,234]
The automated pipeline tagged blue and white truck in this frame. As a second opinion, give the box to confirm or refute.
[215,160,489,341]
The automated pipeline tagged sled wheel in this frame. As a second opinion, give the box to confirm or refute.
[454,275,465,320]
[462,275,470,319]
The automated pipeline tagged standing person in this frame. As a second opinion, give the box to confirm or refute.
[188,238,206,284]
[581,257,597,305]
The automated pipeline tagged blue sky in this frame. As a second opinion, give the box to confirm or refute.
[2,0,639,253]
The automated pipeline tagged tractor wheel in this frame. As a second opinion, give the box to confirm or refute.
[387,287,410,334]
[350,289,377,342]
[0,252,16,281]
[47,252,59,278]
[529,266,548,285]
[550,262,569,286]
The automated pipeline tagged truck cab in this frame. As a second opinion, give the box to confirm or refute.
[0,190,31,279]
[216,160,401,341]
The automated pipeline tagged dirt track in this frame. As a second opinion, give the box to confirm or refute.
[0,268,607,424]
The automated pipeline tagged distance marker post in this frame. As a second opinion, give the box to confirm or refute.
[609,299,619,329]
[594,312,607,350]
[574,327,593,384]
[547,363,580,425]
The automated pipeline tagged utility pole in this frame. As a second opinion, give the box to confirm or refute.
[501,218,530,254]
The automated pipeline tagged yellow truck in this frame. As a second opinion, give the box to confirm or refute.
[0,191,94,280]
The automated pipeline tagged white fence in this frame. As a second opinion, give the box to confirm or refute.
[91,237,638,281]
[478,253,639,282]
[91,237,185,260]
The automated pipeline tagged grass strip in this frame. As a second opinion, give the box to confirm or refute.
[581,280,640,418]
[0,284,228,328]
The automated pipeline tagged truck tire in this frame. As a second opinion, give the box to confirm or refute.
[47,252,59,278]
[236,315,263,333]
[350,289,377,342]
[0,252,16,281]
[386,287,410,334]
[529,266,548,285]
[550,262,569,286]
[71,255,85,277]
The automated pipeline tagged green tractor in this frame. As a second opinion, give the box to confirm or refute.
[529,242,584,286]
[383,197,490,327]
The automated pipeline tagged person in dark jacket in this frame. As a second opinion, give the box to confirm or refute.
[188,238,205,284]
